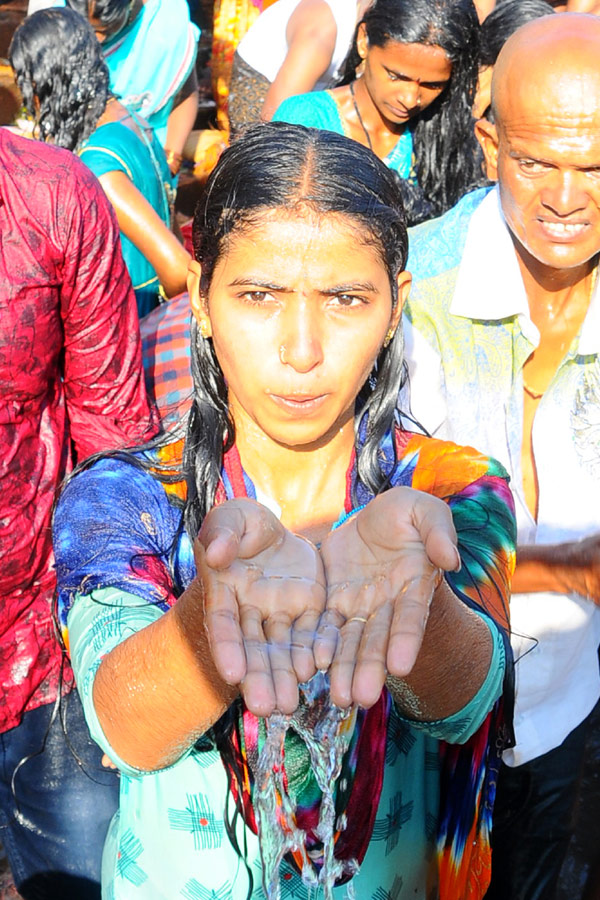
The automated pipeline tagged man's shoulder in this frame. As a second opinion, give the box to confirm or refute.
[407,187,492,283]
[0,129,102,204]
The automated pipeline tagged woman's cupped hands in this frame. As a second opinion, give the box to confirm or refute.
[195,489,462,717]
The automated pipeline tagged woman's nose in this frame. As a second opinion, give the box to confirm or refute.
[278,301,324,373]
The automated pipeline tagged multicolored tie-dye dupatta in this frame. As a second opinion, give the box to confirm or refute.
[55,424,514,899]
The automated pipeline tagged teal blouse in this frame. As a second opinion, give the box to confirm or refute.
[273,90,414,178]
[79,118,174,318]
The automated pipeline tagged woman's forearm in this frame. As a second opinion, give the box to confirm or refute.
[92,577,237,771]
[387,581,493,721]
[165,90,200,162]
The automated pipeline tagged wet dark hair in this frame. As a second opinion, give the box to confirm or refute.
[65,0,131,28]
[9,7,108,151]
[184,121,408,542]
[480,0,554,67]
[338,0,483,223]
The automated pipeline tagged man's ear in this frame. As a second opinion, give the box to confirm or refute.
[475,118,499,182]
[187,259,212,338]
[393,270,412,327]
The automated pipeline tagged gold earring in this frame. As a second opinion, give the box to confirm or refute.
[383,327,396,348]
[199,320,210,339]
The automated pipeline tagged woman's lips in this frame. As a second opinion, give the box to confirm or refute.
[269,393,329,414]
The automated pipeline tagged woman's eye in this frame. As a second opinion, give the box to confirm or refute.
[240,290,272,305]
[332,294,365,308]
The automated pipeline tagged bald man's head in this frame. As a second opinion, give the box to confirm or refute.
[474,12,600,274]
[491,13,600,125]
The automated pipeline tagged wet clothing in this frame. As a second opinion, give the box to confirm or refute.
[402,184,600,900]
[0,126,156,897]
[0,126,157,734]
[54,430,516,899]
[0,691,119,900]
[403,185,600,768]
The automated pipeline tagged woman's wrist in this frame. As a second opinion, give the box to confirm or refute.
[165,148,183,176]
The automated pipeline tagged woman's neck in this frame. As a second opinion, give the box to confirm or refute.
[233,415,356,542]
[333,79,406,160]
[96,95,127,128]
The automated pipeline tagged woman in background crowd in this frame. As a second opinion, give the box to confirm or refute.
[228,0,370,133]
[63,0,199,172]
[273,0,484,225]
[10,7,191,317]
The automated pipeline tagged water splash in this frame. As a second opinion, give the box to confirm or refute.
[254,672,359,900]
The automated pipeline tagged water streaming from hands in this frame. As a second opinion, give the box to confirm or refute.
[253,671,358,900]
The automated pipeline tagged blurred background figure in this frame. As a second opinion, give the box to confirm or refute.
[274,0,484,225]
[26,0,200,174]
[211,0,275,132]
[473,0,554,118]
[227,0,369,134]
[10,8,191,317]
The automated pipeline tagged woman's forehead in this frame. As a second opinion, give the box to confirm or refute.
[210,211,390,287]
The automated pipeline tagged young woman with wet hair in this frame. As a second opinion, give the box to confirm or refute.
[10,7,190,316]
[273,0,484,225]
[54,123,515,899]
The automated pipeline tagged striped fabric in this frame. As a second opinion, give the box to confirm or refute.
[140,293,194,430]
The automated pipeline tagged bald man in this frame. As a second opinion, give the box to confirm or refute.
[402,14,600,900]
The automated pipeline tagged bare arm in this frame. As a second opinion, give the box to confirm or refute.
[92,575,238,771]
[512,535,600,602]
[98,170,191,298]
[165,67,200,170]
[386,579,493,721]
[261,0,338,121]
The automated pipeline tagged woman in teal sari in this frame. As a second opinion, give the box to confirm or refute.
[273,0,485,225]
[10,8,191,317]
[66,0,200,174]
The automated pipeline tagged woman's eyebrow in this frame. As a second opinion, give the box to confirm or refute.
[320,281,379,294]
[228,277,292,291]
[227,278,380,294]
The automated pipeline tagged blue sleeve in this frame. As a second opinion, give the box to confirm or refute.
[53,455,192,634]
[273,91,343,133]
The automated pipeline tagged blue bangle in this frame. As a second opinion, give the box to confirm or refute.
[331,504,367,530]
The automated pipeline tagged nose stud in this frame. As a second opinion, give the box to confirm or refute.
[279,344,287,363]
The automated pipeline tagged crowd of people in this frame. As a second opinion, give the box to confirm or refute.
[1,1,599,899]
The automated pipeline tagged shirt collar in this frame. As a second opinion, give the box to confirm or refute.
[451,184,600,355]
[578,275,600,354]
[451,185,530,323]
